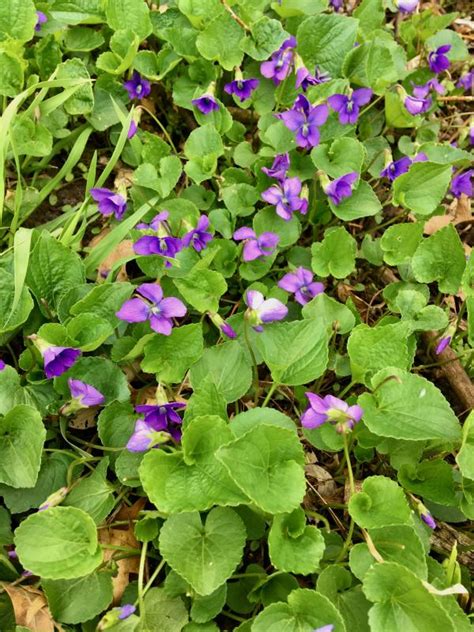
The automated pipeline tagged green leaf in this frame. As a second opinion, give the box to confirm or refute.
[362,562,456,632]
[0,269,33,344]
[398,459,456,505]
[229,407,296,438]
[0,507,12,546]
[348,476,412,528]
[353,0,384,34]
[183,377,228,424]
[349,525,427,581]
[26,231,85,316]
[189,341,252,403]
[174,267,227,313]
[0,0,37,42]
[160,508,246,596]
[347,322,412,385]
[0,405,45,489]
[392,163,452,216]
[380,223,424,265]
[271,0,328,18]
[54,357,130,405]
[311,227,357,278]
[360,368,460,442]
[63,459,115,524]
[191,585,226,624]
[330,180,382,221]
[133,157,182,198]
[14,507,102,579]
[268,509,325,574]
[311,138,365,179]
[106,0,152,40]
[196,13,244,70]
[0,51,24,97]
[98,401,136,453]
[11,117,53,157]
[0,452,72,514]
[343,38,407,94]
[240,16,288,60]
[141,324,203,383]
[457,412,474,481]
[140,587,188,631]
[412,225,466,294]
[63,26,105,51]
[69,282,133,325]
[302,293,355,335]
[252,588,347,632]
[184,124,224,161]
[256,319,328,385]
[66,313,114,352]
[139,416,249,513]
[216,425,305,514]
[297,13,358,77]
[56,59,94,115]
[42,571,113,624]
[222,184,259,217]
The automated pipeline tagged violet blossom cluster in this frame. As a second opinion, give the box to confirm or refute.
[127,401,186,452]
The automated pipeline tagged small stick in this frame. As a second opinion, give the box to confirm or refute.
[438,95,474,102]
[219,0,250,31]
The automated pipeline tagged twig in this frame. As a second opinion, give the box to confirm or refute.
[219,0,250,31]
[438,95,474,102]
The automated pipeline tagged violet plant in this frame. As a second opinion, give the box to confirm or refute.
[0,1,472,630]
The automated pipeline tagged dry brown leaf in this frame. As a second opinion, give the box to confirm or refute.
[99,526,140,604]
[69,407,98,430]
[114,168,134,191]
[98,239,135,282]
[3,585,54,632]
[423,195,472,235]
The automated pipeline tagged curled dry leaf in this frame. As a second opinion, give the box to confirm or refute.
[3,585,54,632]
[423,195,472,236]
[99,526,140,604]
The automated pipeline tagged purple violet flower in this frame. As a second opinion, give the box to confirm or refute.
[261,176,308,221]
[329,0,343,8]
[421,511,436,529]
[118,604,136,620]
[327,88,373,125]
[135,402,186,441]
[136,211,169,231]
[126,419,158,452]
[128,120,138,139]
[233,227,279,262]
[260,37,296,85]
[278,98,329,148]
[244,290,288,332]
[450,169,473,197]
[0,360,5,371]
[435,335,452,355]
[301,393,363,430]
[123,71,151,101]
[295,63,331,92]
[396,0,418,12]
[278,267,324,305]
[68,379,105,407]
[133,235,182,261]
[261,153,290,181]
[35,11,48,31]
[457,70,474,92]
[428,45,451,74]
[7,550,18,560]
[470,125,474,146]
[314,627,334,632]
[404,92,432,115]
[425,77,445,95]
[192,94,219,114]
[43,346,81,379]
[209,312,237,339]
[324,172,358,206]
[182,215,213,251]
[380,156,413,181]
[90,188,127,220]
[116,283,186,335]
[224,78,260,102]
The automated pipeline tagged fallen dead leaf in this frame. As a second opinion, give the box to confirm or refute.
[3,585,54,632]
[69,407,98,430]
[98,239,134,282]
[423,195,472,235]
[99,526,140,604]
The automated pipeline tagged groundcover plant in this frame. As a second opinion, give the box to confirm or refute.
[0,0,472,630]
